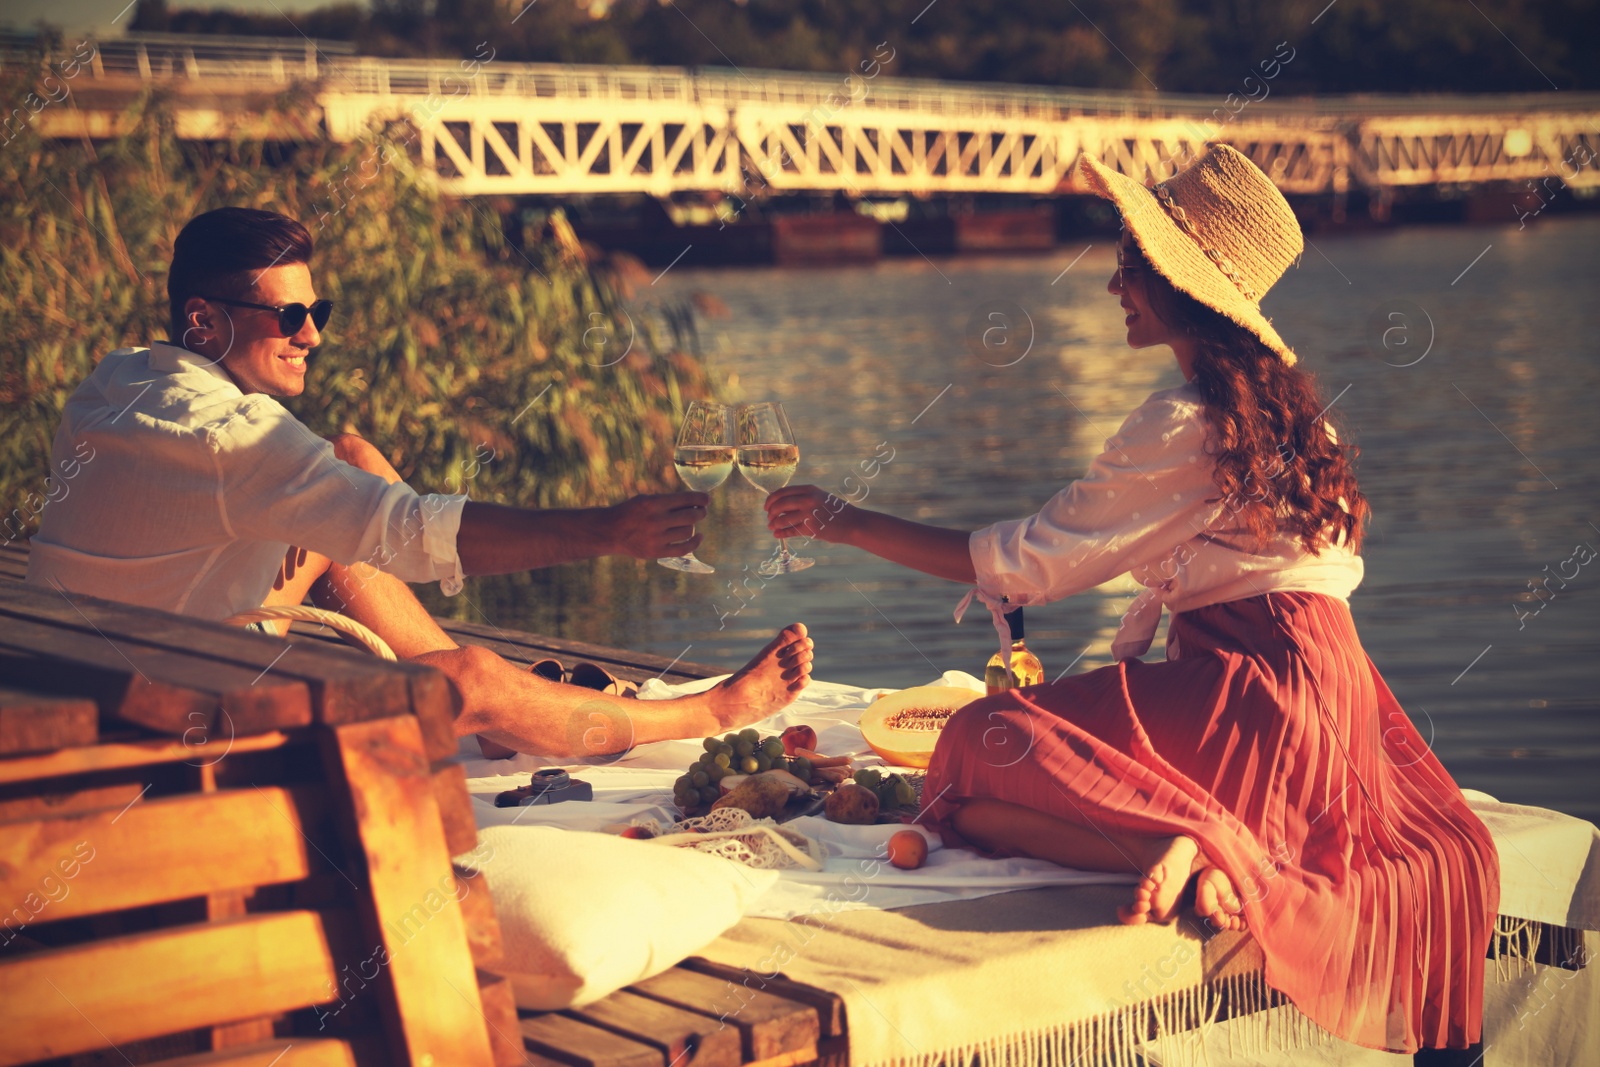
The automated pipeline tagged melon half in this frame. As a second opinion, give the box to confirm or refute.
[859,685,982,769]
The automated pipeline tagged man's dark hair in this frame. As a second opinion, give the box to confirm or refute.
[166,208,314,346]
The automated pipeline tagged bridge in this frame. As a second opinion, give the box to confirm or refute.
[10,32,1599,201]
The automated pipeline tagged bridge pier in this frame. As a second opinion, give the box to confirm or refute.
[1370,187,1395,224]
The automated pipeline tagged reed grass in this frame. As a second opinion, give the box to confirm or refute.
[0,70,716,537]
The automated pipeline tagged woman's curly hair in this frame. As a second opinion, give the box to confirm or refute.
[1138,259,1371,555]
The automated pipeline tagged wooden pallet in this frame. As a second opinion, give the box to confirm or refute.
[0,579,508,1066]
[512,963,836,1067]
[0,553,834,1067]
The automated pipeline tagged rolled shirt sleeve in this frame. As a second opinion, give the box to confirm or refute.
[969,388,1223,607]
[214,402,468,595]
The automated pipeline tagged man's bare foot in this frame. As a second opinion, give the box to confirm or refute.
[705,623,814,731]
[1194,866,1247,932]
[1117,835,1201,925]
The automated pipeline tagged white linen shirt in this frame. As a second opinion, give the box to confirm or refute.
[26,343,467,620]
[965,380,1364,661]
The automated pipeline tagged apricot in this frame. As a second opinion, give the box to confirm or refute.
[886,830,928,870]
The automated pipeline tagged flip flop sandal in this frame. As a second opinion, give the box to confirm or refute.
[568,661,640,698]
[528,658,567,683]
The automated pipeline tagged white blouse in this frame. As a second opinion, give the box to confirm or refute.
[962,380,1364,661]
[27,343,467,620]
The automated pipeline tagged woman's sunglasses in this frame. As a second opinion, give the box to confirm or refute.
[196,295,334,336]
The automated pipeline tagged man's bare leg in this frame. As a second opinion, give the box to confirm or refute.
[440,623,815,757]
[261,434,816,755]
[952,797,1245,929]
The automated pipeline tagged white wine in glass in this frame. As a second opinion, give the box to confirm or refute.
[733,444,799,492]
[674,445,736,492]
[735,402,814,576]
[658,401,730,574]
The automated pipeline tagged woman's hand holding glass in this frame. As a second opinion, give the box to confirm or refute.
[735,402,814,577]
[763,485,860,546]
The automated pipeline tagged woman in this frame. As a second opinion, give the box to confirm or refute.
[765,145,1498,1054]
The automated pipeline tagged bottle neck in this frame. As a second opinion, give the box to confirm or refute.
[1004,607,1025,644]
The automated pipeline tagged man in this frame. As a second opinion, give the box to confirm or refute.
[27,207,812,756]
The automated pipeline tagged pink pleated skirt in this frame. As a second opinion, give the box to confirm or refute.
[920,591,1500,1053]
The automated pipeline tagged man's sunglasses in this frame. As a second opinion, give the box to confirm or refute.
[196,295,334,336]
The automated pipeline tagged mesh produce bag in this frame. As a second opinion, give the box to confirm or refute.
[641,808,828,871]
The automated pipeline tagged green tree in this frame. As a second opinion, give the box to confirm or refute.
[107,0,1600,91]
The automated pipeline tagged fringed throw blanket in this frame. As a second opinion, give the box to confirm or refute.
[698,888,1599,1067]
[695,882,1341,1067]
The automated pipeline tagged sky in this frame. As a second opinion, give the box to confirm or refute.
[2,0,336,39]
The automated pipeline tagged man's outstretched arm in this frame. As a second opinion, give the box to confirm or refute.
[230,419,707,582]
[454,493,708,575]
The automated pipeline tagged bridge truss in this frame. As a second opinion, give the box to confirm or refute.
[13,34,1600,200]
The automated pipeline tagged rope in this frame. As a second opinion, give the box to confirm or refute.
[1153,183,1260,302]
[224,605,397,661]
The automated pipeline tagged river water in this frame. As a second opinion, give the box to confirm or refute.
[424,215,1600,823]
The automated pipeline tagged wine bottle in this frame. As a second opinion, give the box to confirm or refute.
[984,607,1046,694]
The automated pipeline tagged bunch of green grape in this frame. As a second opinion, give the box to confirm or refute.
[852,768,917,811]
[672,728,813,812]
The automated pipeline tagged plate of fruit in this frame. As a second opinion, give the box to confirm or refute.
[672,725,853,821]
[672,725,930,829]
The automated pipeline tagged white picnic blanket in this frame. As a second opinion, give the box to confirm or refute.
[460,672,1600,931]
[461,672,1140,919]
[461,674,1600,1067]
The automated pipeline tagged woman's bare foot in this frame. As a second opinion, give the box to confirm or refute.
[1194,866,1247,932]
[704,623,813,731]
[1117,835,1201,925]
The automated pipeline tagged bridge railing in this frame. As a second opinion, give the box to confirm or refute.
[7,31,1597,124]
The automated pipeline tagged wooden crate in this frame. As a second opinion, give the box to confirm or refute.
[0,579,516,1067]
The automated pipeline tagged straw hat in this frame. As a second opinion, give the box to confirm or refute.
[1077,144,1304,365]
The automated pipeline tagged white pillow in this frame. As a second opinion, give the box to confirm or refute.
[458,824,779,1010]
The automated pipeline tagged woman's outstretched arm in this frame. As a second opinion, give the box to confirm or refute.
[764,486,977,584]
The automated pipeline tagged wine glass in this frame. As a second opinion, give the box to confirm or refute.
[657,400,732,574]
[735,401,814,577]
